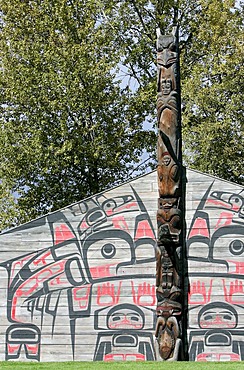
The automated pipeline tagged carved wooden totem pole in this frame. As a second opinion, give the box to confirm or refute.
[155,28,183,361]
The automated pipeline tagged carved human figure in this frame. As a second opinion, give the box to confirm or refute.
[155,29,183,361]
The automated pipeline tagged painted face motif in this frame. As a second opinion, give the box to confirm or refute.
[199,303,237,329]
[107,305,144,330]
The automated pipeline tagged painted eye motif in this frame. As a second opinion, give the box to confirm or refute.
[108,307,144,330]
[229,239,244,256]
[229,195,242,211]
[102,199,116,214]
[101,243,116,259]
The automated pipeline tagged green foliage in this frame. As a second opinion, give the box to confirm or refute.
[0,181,26,230]
[0,0,243,230]
[181,0,244,184]
[0,0,156,229]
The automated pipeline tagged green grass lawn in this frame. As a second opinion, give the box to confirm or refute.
[0,362,243,370]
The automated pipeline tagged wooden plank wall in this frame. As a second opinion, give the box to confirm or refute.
[186,170,244,361]
[0,169,243,362]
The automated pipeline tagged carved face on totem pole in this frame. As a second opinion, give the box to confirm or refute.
[155,29,183,361]
[161,79,172,95]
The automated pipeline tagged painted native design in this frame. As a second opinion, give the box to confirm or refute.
[0,174,243,362]
[187,182,244,362]
[0,186,157,361]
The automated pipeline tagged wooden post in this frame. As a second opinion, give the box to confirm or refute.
[155,27,184,361]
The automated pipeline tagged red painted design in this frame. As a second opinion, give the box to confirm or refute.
[104,353,145,361]
[215,212,233,229]
[134,220,155,240]
[54,224,75,244]
[232,204,242,212]
[72,285,91,310]
[26,344,39,355]
[18,260,66,295]
[97,282,122,306]
[200,313,236,329]
[11,296,19,323]
[162,151,170,156]
[90,263,117,279]
[7,344,20,354]
[223,279,244,304]
[33,251,51,267]
[49,272,69,287]
[188,217,209,239]
[206,199,232,209]
[188,280,213,305]
[1,187,158,362]
[131,281,156,306]
[112,216,129,233]
[115,202,138,213]
[227,261,244,275]
[196,353,240,362]
[10,254,36,285]
[105,209,113,216]
[108,312,143,330]
[11,260,67,321]
[79,220,89,231]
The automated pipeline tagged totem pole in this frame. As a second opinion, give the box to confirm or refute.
[155,27,184,361]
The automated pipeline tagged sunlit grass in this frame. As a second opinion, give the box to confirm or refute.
[0,362,244,370]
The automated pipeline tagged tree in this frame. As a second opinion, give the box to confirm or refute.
[0,0,157,229]
[0,181,29,230]
[0,0,243,230]
[99,0,243,185]
[181,0,244,184]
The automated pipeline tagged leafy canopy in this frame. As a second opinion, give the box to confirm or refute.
[181,0,244,184]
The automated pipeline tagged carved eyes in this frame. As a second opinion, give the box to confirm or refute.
[169,42,176,52]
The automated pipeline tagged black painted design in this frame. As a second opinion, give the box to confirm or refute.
[187,182,244,362]
[0,186,156,361]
